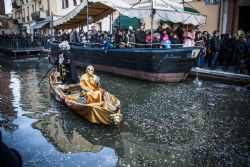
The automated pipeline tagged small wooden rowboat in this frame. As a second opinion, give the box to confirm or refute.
[49,70,123,125]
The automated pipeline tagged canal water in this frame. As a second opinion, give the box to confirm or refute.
[0,57,249,167]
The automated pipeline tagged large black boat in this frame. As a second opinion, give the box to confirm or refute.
[50,41,201,82]
[50,0,206,82]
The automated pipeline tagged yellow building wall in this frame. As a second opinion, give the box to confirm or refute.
[50,0,58,16]
[187,1,220,33]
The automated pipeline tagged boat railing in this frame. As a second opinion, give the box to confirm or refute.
[53,40,203,49]
[0,38,49,50]
[129,42,185,48]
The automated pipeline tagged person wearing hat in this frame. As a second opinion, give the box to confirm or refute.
[56,41,79,84]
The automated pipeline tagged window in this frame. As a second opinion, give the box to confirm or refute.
[23,8,25,21]
[65,0,69,8]
[27,7,29,21]
[73,0,77,6]
[62,0,69,8]
[204,0,220,6]
[62,0,64,9]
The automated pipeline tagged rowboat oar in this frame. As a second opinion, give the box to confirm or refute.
[38,64,55,86]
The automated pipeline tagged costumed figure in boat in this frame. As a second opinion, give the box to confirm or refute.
[49,65,123,125]
[80,66,104,104]
[79,65,103,104]
[56,41,79,84]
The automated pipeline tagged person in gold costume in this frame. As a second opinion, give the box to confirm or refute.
[80,65,104,104]
[65,65,122,125]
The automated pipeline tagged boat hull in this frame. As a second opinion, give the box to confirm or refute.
[50,42,200,82]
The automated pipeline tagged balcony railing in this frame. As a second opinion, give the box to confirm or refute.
[46,10,50,17]
[13,17,23,24]
[17,18,22,24]
[13,19,18,24]
[31,11,47,21]
[12,0,21,9]
[31,12,40,20]
[40,11,47,18]
[0,38,50,50]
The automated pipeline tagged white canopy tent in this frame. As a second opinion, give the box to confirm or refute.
[118,7,206,26]
[53,0,207,29]
[53,0,131,29]
[120,0,207,26]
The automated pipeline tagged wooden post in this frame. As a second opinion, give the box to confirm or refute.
[51,11,54,36]
[87,0,89,32]
[110,14,112,33]
[150,0,154,48]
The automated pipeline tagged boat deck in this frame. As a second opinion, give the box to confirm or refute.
[190,67,250,85]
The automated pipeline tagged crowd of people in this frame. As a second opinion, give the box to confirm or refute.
[53,24,250,75]
[53,24,185,49]
[0,23,250,75]
[196,30,250,74]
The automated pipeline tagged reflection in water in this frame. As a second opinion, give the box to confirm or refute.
[0,57,250,166]
[33,114,103,153]
[0,67,17,132]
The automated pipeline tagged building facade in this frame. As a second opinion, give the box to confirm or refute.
[225,0,250,35]
[0,0,6,15]
[11,0,83,34]
[11,0,54,34]
[186,0,250,35]
[0,0,11,34]
[183,0,220,33]
[123,0,249,35]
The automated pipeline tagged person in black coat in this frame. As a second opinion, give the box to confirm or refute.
[0,131,23,167]
[175,23,184,43]
[235,35,247,73]
[61,30,70,42]
[220,34,233,71]
[246,33,250,75]
[171,33,182,48]
[210,30,221,69]
[57,41,79,84]
[135,25,146,48]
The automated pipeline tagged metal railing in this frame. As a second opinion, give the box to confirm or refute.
[66,40,203,49]
[0,38,50,50]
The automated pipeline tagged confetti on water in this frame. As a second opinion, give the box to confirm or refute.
[0,66,249,166]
